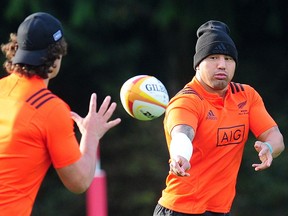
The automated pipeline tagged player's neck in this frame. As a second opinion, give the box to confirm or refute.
[44,78,49,86]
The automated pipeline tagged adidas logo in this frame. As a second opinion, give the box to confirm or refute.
[206,110,217,120]
[212,43,229,54]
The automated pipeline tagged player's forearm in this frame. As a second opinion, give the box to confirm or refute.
[56,135,99,194]
[61,154,97,193]
[260,126,285,158]
[77,134,100,187]
[265,137,284,158]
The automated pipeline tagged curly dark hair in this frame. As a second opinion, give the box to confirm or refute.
[1,33,67,79]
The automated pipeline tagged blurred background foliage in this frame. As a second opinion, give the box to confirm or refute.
[0,0,288,215]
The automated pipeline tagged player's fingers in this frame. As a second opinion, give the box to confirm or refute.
[103,102,118,120]
[172,169,190,177]
[169,159,189,177]
[88,93,97,114]
[170,159,179,169]
[169,161,178,173]
[265,155,273,167]
[106,118,121,129]
[252,160,271,171]
[252,163,265,171]
[254,141,262,152]
[182,172,190,177]
[252,164,260,171]
[71,111,82,124]
[254,141,262,147]
[97,96,111,116]
[169,169,183,176]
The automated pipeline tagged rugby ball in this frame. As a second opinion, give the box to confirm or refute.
[120,75,169,121]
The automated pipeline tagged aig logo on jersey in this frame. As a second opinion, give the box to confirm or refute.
[217,125,245,146]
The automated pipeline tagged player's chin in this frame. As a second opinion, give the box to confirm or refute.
[212,81,229,90]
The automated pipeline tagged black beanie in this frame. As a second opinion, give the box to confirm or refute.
[193,20,238,70]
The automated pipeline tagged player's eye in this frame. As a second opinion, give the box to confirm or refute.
[208,55,217,60]
[225,56,233,61]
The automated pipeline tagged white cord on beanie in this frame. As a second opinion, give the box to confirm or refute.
[170,132,193,161]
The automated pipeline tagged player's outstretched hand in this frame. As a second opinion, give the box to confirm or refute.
[71,93,121,141]
[252,141,273,171]
[169,156,191,177]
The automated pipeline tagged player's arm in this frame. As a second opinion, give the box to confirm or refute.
[169,124,195,177]
[56,93,121,194]
[252,126,284,171]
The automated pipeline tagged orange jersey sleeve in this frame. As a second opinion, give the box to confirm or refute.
[164,93,203,148]
[246,85,277,137]
[43,100,82,168]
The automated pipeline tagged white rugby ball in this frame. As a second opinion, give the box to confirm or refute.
[120,75,169,121]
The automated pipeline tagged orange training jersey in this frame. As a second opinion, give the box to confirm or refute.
[158,77,277,214]
[0,73,81,215]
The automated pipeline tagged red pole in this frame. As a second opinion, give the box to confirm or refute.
[86,147,107,216]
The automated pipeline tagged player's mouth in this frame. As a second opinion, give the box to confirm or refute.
[214,72,227,80]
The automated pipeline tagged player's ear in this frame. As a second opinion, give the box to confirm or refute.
[48,57,62,79]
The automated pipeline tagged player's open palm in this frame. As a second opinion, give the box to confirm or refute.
[71,93,121,141]
[252,141,273,171]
